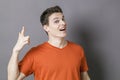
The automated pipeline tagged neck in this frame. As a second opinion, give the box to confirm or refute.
[48,37,67,49]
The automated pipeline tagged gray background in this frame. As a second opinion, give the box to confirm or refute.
[0,0,120,80]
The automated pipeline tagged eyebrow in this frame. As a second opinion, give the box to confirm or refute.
[53,17,59,20]
[53,16,64,20]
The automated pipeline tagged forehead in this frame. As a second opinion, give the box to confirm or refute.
[49,12,64,20]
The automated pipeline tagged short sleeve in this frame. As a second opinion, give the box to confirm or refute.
[19,48,34,76]
[80,47,88,72]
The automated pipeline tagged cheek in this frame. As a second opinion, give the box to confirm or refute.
[49,24,59,32]
[50,28,59,33]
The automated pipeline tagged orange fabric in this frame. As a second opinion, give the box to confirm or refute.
[19,41,88,80]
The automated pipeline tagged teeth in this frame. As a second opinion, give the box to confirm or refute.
[60,28,65,31]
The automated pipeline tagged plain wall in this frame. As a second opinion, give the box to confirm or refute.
[0,0,120,80]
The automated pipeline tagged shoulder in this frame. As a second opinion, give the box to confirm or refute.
[69,41,84,57]
[26,42,46,56]
[68,41,85,56]
[68,41,84,50]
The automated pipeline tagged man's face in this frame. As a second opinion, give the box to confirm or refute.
[44,12,67,38]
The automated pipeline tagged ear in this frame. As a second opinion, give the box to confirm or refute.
[43,25,49,32]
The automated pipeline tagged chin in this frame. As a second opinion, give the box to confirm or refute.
[59,33,67,38]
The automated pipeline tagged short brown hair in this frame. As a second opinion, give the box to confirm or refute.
[40,5,63,26]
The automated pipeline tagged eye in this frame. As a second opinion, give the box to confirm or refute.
[54,20,59,23]
[62,18,65,21]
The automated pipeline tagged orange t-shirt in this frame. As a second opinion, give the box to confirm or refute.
[19,41,88,80]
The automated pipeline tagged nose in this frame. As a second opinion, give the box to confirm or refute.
[61,20,66,26]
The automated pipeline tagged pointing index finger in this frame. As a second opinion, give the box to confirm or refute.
[21,26,25,35]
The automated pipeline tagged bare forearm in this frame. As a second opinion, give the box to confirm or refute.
[8,50,20,80]
[81,72,90,80]
[81,76,90,80]
[7,26,30,80]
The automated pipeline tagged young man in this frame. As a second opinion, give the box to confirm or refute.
[8,6,90,80]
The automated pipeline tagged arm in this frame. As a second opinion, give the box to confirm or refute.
[8,26,30,80]
[81,72,90,80]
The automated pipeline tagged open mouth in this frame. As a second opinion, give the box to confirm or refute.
[59,28,66,31]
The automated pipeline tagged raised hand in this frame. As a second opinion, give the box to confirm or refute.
[13,26,30,53]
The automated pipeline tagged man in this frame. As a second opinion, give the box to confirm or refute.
[8,6,90,80]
